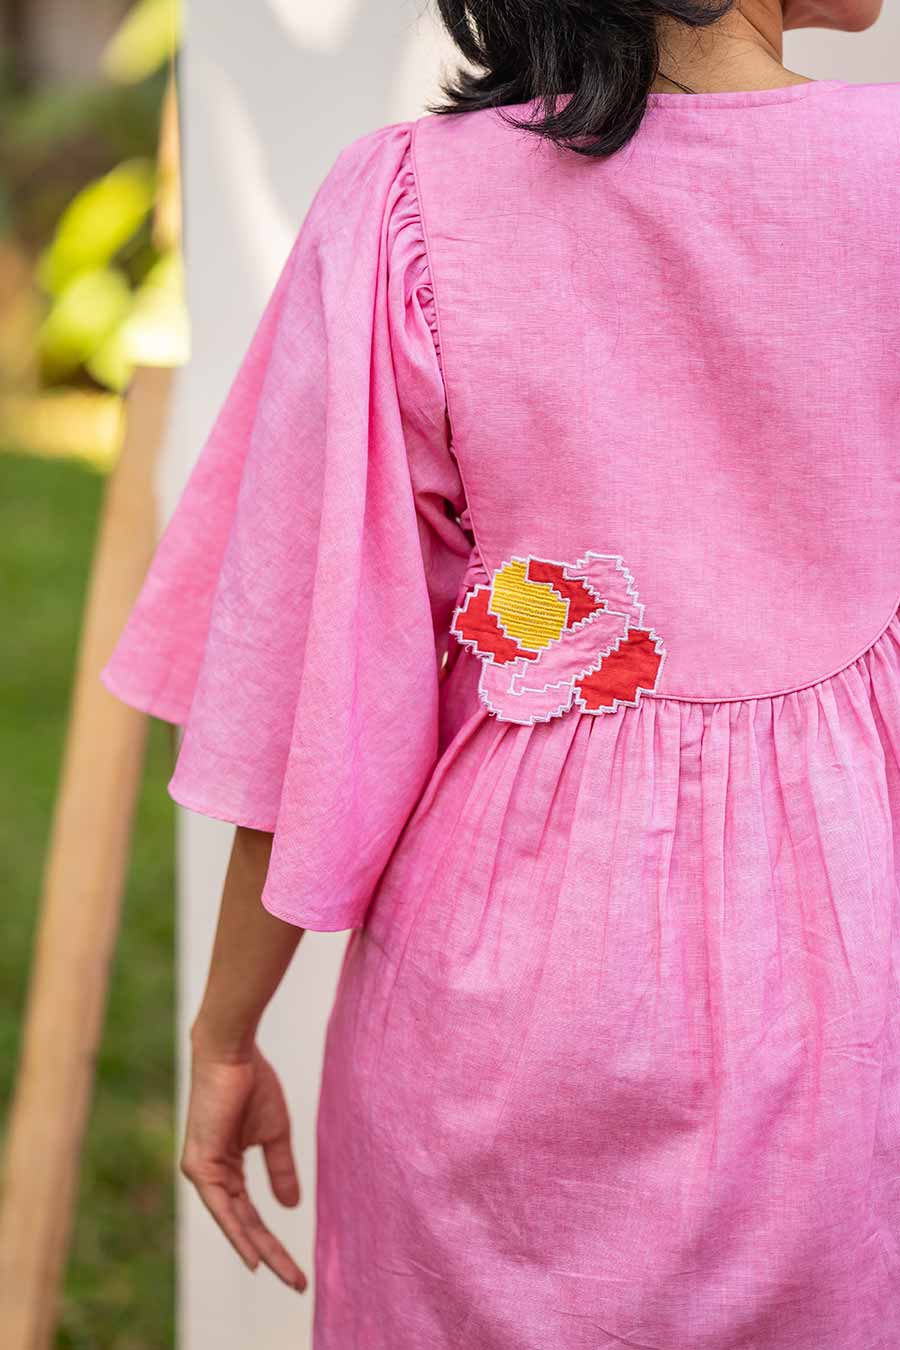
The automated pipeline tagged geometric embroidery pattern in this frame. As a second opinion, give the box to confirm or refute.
[450,550,666,726]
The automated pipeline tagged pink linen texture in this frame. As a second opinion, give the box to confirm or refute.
[101,80,900,1347]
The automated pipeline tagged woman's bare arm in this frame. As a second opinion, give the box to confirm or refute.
[190,825,303,1061]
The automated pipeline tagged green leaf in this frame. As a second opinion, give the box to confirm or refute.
[85,330,135,392]
[37,159,156,295]
[38,267,133,380]
[101,0,182,85]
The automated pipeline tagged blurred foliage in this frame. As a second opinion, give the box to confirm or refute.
[38,158,157,294]
[0,450,176,1349]
[102,0,183,85]
[0,70,163,253]
[0,0,185,462]
[1,3,182,1344]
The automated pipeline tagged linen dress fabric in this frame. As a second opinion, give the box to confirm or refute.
[100,79,900,1348]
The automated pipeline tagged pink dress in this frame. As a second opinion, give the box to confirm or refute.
[101,79,900,1347]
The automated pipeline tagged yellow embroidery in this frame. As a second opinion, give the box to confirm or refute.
[489,558,568,650]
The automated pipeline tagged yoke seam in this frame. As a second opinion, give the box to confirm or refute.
[411,115,493,581]
[647,588,900,705]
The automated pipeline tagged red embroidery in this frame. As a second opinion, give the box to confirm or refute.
[525,559,602,627]
[576,628,665,712]
[450,550,666,725]
[453,586,540,665]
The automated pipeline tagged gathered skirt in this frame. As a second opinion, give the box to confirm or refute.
[312,606,900,1349]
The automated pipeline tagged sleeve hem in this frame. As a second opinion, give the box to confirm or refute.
[165,778,278,834]
[168,781,368,929]
[259,886,367,934]
[99,661,191,726]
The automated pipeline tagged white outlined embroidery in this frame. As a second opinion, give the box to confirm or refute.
[450,550,666,725]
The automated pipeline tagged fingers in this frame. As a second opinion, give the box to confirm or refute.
[184,1165,307,1292]
[233,1191,308,1292]
[193,1180,262,1274]
[262,1133,301,1207]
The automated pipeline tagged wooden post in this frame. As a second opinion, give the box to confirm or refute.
[0,363,174,1348]
[0,71,181,1350]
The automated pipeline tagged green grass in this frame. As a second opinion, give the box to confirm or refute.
[0,449,175,1348]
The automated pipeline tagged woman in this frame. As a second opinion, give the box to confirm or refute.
[100,0,899,1342]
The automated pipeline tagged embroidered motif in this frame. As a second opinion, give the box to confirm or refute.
[450,551,666,726]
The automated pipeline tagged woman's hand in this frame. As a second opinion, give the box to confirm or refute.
[180,1037,307,1293]
[180,826,307,1288]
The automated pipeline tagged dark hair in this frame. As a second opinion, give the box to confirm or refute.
[428,0,734,158]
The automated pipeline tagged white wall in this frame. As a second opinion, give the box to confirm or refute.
[785,10,900,79]
[174,5,899,1347]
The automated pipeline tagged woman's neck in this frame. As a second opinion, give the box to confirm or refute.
[652,1,810,94]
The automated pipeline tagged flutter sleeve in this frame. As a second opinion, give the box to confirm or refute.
[99,119,473,931]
